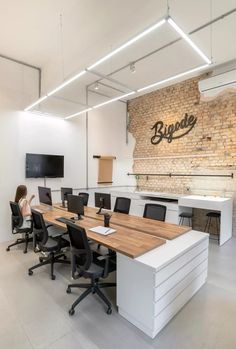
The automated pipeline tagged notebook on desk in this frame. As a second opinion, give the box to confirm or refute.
[89,226,116,236]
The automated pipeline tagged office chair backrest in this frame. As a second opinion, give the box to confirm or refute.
[10,201,23,230]
[143,203,166,222]
[31,209,49,246]
[114,197,131,214]
[66,222,92,272]
[78,192,89,206]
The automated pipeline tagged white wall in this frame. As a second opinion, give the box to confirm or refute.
[0,59,135,242]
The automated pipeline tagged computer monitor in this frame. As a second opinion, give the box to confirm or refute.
[61,187,73,207]
[38,186,52,206]
[94,192,111,214]
[67,194,84,220]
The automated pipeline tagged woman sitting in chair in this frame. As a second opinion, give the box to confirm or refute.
[15,185,35,228]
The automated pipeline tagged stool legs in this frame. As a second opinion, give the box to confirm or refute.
[205,215,220,244]
[179,216,192,227]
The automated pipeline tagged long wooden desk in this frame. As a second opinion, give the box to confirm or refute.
[34,205,165,259]
[34,204,209,339]
[53,204,190,240]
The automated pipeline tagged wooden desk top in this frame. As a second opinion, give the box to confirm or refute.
[53,204,190,240]
[34,205,165,259]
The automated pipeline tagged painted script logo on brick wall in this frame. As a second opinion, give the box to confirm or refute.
[151,113,197,145]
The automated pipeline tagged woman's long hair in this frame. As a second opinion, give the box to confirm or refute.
[15,185,27,203]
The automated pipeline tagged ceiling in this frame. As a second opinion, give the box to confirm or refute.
[0,0,235,116]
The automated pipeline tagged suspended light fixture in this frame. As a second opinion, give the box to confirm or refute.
[24,14,212,118]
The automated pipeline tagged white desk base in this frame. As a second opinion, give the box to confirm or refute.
[179,195,233,246]
[117,231,209,338]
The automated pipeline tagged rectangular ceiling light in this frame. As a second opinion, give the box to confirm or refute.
[168,17,211,64]
[137,64,209,92]
[24,18,165,112]
[24,15,211,116]
[87,18,166,70]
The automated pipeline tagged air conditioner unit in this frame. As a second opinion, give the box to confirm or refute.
[198,69,236,97]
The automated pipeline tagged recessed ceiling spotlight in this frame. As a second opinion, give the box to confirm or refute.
[94,82,99,90]
[130,63,136,73]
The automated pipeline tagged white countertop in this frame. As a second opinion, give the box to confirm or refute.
[180,195,232,202]
[135,230,208,271]
[109,188,231,204]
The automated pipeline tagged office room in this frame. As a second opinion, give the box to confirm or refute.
[0,0,236,348]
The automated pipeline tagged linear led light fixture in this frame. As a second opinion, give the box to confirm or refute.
[48,70,86,96]
[65,107,92,120]
[24,15,211,115]
[65,64,209,119]
[24,70,86,111]
[87,18,166,70]
[167,17,211,65]
[24,18,165,112]
[24,95,48,112]
[93,91,135,109]
[64,92,135,120]
[137,64,209,92]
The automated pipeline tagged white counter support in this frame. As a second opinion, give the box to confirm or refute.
[117,231,209,338]
[179,195,233,245]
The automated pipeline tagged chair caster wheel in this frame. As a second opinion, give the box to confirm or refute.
[66,287,71,294]
[24,250,27,254]
[107,307,112,315]
[39,257,43,262]
[51,275,56,280]
[28,270,33,276]
[69,308,75,316]
[6,247,10,252]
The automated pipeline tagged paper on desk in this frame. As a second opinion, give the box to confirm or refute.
[89,226,116,235]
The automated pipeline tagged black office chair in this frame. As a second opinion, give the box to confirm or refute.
[113,197,131,214]
[78,192,89,206]
[28,209,70,280]
[66,221,116,315]
[6,201,33,254]
[143,203,166,222]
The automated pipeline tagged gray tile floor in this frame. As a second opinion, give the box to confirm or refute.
[1,237,236,349]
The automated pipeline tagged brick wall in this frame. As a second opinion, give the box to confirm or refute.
[128,75,236,233]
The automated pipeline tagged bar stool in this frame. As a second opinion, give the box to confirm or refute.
[204,211,220,243]
[179,212,193,226]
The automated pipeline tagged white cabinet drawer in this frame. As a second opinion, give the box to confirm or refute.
[154,239,209,287]
[154,260,207,316]
[154,248,208,302]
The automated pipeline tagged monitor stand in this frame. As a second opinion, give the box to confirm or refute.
[96,205,104,215]
[71,214,83,221]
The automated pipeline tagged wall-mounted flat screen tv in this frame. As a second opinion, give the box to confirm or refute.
[26,153,64,178]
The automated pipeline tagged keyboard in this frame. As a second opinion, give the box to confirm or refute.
[56,217,74,224]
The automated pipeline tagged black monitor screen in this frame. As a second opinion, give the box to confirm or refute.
[67,195,84,218]
[26,153,64,178]
[38,186,52,206]
[94,193,111,210]
[61,188,73,201]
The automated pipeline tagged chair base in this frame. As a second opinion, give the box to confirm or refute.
[28,252,70,280]
[67,279,116,315]
[6,234,33,254]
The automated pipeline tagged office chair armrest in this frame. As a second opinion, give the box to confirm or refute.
[97,255,110,279]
